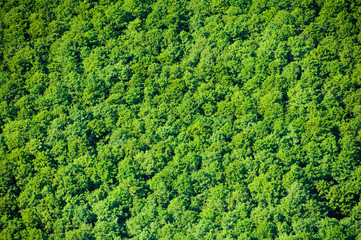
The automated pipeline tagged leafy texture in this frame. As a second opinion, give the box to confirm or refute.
[1,0,361,239]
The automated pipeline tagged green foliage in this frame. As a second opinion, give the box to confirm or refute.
[1,0,361,239]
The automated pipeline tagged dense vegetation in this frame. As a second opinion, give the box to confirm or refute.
[1,0,361,239]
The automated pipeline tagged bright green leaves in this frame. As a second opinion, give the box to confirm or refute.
[1,0,361,239]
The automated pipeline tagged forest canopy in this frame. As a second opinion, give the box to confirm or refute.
[1,0,361,239]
